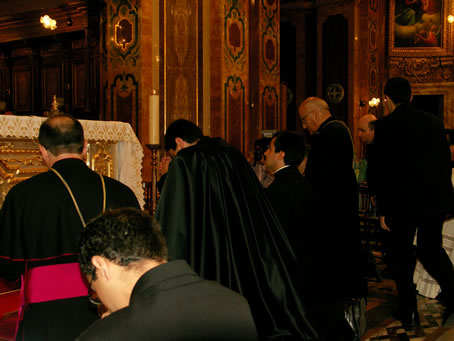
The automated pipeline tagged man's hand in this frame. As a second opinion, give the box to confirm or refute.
[159,156,172,176]
[379,216,390,231]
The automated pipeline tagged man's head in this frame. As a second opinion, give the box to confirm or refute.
[383,77,412,106]
[358,114,377,144]
[264,131,305,173]
[38,115,86,167]
[79,208,168,312]
[164,119,203,156]
[298,97,332,134]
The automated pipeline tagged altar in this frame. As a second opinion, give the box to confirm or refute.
[0,115,144,208]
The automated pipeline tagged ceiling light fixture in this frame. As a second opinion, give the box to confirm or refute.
[40,15,57,30]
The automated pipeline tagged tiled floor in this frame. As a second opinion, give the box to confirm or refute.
[362,255,454,341]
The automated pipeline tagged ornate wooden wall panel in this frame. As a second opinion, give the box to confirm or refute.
[163,0,200,127]
[103,0,140,135]
[41,63,62,112]
[259,0,280,134]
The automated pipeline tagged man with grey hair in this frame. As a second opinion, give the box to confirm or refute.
[298,97,366,340]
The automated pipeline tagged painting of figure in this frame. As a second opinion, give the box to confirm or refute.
[394,0,442,47]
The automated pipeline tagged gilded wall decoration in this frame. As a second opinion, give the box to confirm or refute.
[174,74,190,120]
[262,27,278,74]
[368,20,378,94]
[225,75,245,152]
[225,6,246,67]
[111,73,139,130]
[103,0,141,136]
[259,0,279,131]
[262,86,277,130]
[109,0,139,63]
[393,57,441,83]
[164,0,198,126]
[171,0,191,66]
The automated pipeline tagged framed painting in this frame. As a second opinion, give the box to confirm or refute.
[389,0,453,57]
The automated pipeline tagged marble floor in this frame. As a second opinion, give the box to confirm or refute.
[362,255,454,341]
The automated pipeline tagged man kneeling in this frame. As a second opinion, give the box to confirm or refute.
[77,208,258,340]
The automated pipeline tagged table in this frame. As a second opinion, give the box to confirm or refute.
[413,218,454,298]
[0,115,144,208]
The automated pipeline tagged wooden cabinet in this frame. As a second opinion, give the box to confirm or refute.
[0,33,99,119]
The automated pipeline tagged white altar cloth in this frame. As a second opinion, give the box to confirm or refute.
[0,115,144,208]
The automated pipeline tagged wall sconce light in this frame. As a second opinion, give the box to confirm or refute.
[448,15,454,24]
[368,98,381,107]
[40,15,57,30]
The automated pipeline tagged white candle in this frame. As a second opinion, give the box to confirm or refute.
[149,94,160,144]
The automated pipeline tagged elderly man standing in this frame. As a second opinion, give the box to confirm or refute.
[298,97,366,340]
[373,77,454,327]
[0,115,140,340]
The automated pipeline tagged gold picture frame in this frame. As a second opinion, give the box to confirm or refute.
[389,0,453,57]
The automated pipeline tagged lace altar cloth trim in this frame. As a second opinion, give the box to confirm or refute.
[0,115,144,208]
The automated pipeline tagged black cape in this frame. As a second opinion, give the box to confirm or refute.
[155,137,318,340]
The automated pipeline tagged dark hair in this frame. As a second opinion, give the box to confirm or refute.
[384,77,412,105]
[253,137,271,164]
[369,120,376,130]
[38,115,84,156]
[273,131,306,166]
[79,208,168,278]
[164,119,203,151]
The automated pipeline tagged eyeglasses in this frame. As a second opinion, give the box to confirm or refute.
[88,268,102,305]
[300,110,315,124]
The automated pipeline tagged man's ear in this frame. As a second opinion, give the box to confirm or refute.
[91,255,111,280]
[81,140,88,157]
[38,144,48,158]
[175,137,185,152]
[277,151,285,161]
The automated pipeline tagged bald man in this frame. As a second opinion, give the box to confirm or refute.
[298,97,366,340]
[358,114,377,144]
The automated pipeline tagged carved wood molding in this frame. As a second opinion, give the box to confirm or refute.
[389,57,454,83]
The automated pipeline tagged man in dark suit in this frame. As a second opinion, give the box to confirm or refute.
[77,208,258,341]
[373,77,454,327]
[263,131,311,239]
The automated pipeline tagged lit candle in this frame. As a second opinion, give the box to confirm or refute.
[149,94,160,144]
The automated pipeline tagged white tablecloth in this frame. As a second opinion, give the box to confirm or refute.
[0,115,144,208]
[413,218,454,298]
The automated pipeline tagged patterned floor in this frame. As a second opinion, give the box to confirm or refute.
[362,257,454,341]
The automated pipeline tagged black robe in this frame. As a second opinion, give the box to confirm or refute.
[155,137,318,341]
[0,158,140,341]
[304,117,366,299]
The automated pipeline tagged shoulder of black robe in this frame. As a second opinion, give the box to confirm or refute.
[155,137,319,340]
[0,159,140,278]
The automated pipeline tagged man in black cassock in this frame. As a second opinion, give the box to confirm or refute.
[155,119,318,340]
[0,115,140,341]
[299,97,367,340]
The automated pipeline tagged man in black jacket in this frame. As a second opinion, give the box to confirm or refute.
[373,77,454,327]
[77,208,258,341]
